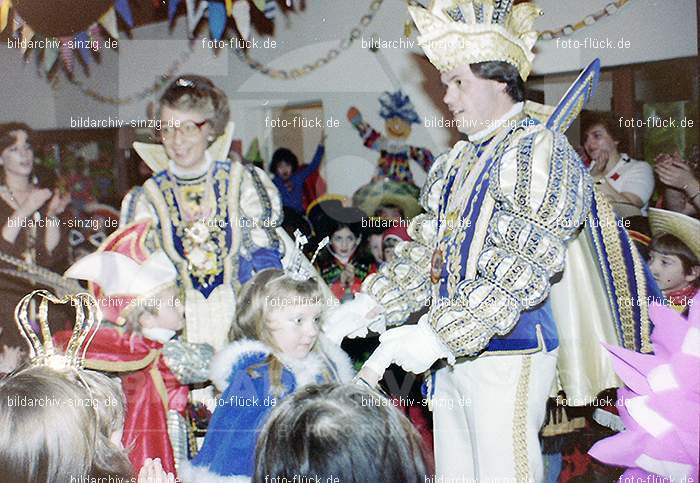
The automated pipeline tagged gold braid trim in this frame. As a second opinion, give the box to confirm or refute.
[628,230,653,353]
[84,349,169,412]
[83,349,160,373]
[513,355,532,483]
[594,190,635,349]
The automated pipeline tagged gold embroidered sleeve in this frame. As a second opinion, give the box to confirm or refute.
[238,165,284,256]
[361,150,454,326]
[431,129,593,356]
[119,186,157,226]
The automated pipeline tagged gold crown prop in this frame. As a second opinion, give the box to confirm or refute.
[408,0,541,80]
[14,290,102,372]
[287,230,329,282]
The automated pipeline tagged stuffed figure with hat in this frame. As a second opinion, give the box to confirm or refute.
[55,219,214,478]
[647,208,700,315]
[347,90,434,190]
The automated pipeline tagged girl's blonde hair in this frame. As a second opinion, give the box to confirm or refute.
[0,365,132,482]
[230,269,325,394]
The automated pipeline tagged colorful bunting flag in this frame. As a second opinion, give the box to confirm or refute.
[263,0,276,20]
[231,0,250,39]
[185,0,208,37]
[43,45,59,72]
[114,0,134,27]
[99,8,119,40]
[59,38,74,72]
[75,31,92,65]
[168,0,181,22]
[208,0,226,40]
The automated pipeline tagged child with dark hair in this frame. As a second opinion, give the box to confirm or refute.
[647,208,700,315]
[270,133,325,214]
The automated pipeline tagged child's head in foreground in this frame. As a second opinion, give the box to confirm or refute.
[0,364,131,482]
[229,269,326,360]
[253,383,428,483]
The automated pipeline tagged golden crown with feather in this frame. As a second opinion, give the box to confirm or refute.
[408,0,541,80]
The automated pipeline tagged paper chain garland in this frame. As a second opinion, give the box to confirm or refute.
[5,0,635,102]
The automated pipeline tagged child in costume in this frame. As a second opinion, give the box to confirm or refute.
[59,219,214,478]
[647,208,700,315]
[347,90,434,188]
[308,198,377,302]
[182,235,366,481]
[270,132,326,214]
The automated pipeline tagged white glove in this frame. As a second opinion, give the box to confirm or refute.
[322,293,385,345]
[362,315,455,377]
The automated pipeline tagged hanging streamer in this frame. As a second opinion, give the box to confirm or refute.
[168,0,181,22]
[75,31,92,64]
[231,0,250,40]
[114,0,133,27]
[185,0,208,37]
[208,0,226,40]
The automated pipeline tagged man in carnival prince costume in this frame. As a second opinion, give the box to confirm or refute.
[329,1,662,481]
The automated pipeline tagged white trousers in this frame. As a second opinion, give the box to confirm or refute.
[432,349,558,483]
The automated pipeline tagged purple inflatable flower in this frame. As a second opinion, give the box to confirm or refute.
[589,295,700,482]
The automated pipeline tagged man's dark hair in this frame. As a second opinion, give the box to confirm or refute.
[581,111,628,153]
[470,61,524,103]
[270,148,299,174]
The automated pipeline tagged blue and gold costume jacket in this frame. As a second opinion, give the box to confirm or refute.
[364,107,592,358]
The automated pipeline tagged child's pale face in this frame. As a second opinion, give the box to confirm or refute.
[267,302,322,360]
[275,161,292,180]
[649,250,694,293]
[330,227,359,259]
[368,234,383,263]
[140,288,185,332]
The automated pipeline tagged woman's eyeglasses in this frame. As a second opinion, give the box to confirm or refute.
[159,119,210,139]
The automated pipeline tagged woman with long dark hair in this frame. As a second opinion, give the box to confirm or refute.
[0,123,70,372]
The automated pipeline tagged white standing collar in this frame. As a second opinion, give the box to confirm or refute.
[168,151,213,179]
[469,102,524,143]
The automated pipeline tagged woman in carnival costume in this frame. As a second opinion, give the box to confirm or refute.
[120,75,327,351]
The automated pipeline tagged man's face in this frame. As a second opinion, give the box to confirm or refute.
[440,64,507,136]
[583,123,619,163]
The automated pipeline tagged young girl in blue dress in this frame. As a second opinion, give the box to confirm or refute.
[181,268,355,482]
